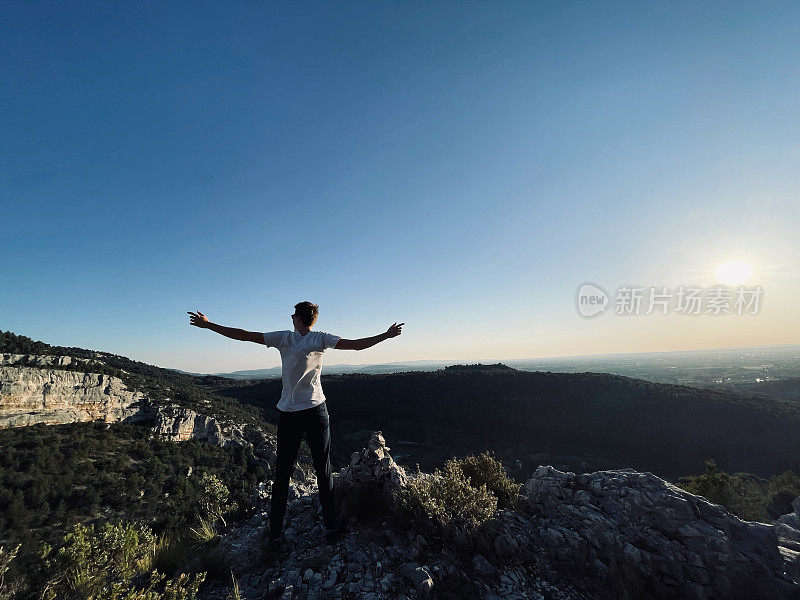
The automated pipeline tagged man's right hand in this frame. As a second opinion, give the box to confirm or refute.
[188,310,210,328]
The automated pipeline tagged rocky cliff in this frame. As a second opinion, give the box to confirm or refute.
[151,403,278,475]
[0,354,146,427]
[776,494,800,564]
[0,355,275,462]
[1,352,105,369]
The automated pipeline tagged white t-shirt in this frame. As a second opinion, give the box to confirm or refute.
[262,329,341,412]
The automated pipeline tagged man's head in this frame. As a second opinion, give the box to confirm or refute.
[292,301,319,328]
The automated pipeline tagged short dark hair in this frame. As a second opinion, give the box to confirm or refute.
[294,301,319,327]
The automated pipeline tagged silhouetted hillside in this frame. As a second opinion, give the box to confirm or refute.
[443,362,515,371]
[206,367,800,481]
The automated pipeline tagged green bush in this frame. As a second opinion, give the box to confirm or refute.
[197,473,237,528]
[676,460,800,522]
[37,521,205,600]
[398,459,497,530]
[457,451,521,509]
[679,459,733,507]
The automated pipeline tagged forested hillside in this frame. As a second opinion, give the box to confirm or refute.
[205,365,800,481]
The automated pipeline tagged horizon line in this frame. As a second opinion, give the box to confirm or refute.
[200,341,800,376]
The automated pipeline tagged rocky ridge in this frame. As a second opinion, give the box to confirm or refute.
[207,432,800,600]
[213,431,593,600]
[776,494,800,569]
[524,465,798,599]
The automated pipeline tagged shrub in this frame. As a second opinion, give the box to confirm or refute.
[148,530,188,577]
[675,461,800,522]
[769,470,800,495]
[398,460,497,530]
[679,459,733,507]
[197,473,237,528]
[457,451,522,509]
[37,521,205,600]
[189,516,220,546]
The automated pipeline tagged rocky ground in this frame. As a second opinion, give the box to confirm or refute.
[204,478,591,600]
[195,432,800,600]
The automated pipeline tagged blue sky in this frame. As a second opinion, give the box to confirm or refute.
[2,2,799,373]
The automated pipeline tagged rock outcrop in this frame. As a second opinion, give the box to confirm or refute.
[213,432,590,600]
[204,433,800,600]
[523,465,799,599]
[776,493,800,582]
[149,404,277,475]
[333,430,409,519]
[152,404,250,446]
[1,353,105,369]
[0,355,146,427]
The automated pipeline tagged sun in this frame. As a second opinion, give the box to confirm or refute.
[714,260,754,285]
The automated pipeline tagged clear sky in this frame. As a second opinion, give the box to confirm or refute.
[2,2,799,374]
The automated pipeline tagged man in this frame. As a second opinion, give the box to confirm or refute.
[187,301,403,552]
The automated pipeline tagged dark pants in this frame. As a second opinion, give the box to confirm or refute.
[269,401,336,540]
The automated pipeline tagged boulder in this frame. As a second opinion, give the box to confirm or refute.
[523,465,800,599]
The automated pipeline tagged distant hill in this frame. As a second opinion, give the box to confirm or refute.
[203,366,800,481]
[443,362,515,371]
[207,359,456,379]
[721,377,800,402]
[182,345,800,406]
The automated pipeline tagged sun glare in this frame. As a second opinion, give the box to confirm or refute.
[714,260,754,285]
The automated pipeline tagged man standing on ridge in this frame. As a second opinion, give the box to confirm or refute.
[187,301,404,552]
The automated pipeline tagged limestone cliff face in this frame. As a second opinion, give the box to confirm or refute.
[149,404,277,476]
[0,354,278,475]
[1,353,105,369]
[0,354,145,428]
[151,404,242,445]
[151,404,270,449]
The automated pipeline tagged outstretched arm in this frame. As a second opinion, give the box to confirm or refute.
[187,310,264,344]
[335,322,404,350]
